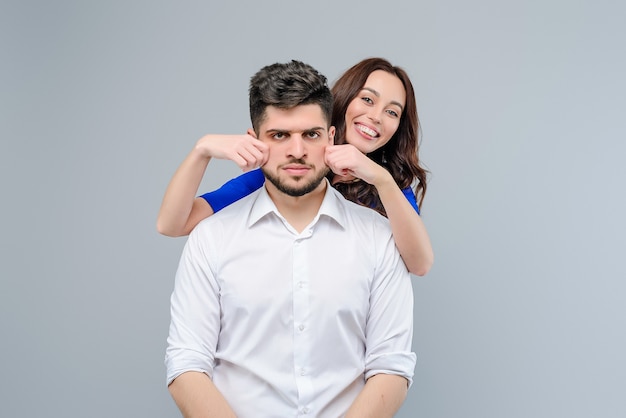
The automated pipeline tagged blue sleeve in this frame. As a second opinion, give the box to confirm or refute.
[199,169,265,213]
[401,186,420,215]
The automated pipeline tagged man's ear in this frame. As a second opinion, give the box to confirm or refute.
[328,126,336,144]
[247,128,257,139]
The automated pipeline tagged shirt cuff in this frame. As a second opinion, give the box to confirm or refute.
[365,351,417,387]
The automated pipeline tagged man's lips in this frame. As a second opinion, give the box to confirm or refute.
[282,165,311,175]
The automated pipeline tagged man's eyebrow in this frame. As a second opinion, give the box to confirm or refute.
[361,87,404,111]
[265,126,326,133]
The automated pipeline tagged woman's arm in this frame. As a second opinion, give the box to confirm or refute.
[157,132,268,237]
[325,144,434,276]
[374,173,434,276]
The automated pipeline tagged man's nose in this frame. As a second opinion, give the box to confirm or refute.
[287,136,306,158]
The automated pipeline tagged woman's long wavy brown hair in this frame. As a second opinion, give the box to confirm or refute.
[330,58,428,216]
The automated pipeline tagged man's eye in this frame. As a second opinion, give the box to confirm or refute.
[306,131,320,139]
[273,132,286,140]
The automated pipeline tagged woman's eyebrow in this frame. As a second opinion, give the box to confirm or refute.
[362,87,380,97]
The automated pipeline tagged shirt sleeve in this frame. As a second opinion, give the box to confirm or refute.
[199,169,265,213]
[401,186,420,215]
[364,219,417,386]
[165,222,222,386]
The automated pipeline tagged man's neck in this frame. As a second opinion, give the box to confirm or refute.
[264,180,328,233]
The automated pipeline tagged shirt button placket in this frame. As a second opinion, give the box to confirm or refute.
[293,234,313,415]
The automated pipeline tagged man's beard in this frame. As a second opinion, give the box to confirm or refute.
[262,163,330,197]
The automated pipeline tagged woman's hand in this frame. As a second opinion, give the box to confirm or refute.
[325,144,391,186]
[195,130,269,171]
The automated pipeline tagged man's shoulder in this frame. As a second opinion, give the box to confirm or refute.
[194,189,260,233]
[329,187,390,226]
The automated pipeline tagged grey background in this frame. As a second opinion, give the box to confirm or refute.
[1,0,624,417]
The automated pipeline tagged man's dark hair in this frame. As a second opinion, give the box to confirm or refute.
[249,60,333,133]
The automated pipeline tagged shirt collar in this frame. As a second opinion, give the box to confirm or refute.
[247,178,348,230]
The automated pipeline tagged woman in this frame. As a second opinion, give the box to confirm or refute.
[157,58,434,275]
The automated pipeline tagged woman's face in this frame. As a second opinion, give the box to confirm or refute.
[343,70,406,154]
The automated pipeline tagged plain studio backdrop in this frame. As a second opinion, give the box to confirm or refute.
[1,1,624,417]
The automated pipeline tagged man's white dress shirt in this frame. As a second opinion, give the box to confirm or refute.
[165,182,416,417]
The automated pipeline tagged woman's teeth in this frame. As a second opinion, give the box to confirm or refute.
[358,124,378,137]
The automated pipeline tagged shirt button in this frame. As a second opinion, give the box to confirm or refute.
[298,324,305,331]
[300,368,306,376]
[302,407,310,414]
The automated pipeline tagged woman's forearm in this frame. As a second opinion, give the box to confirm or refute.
[157,133,268,237]
[375,173,434,276]
[157,144,214,237]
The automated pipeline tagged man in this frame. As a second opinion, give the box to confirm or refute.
[165,60,416,417]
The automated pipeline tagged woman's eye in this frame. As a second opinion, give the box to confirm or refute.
[361,96,373,104]
[386,109,399,118]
